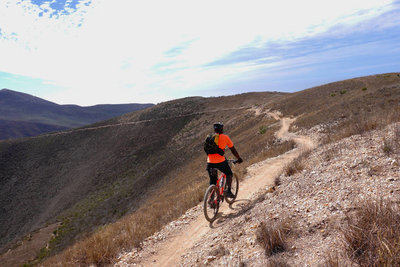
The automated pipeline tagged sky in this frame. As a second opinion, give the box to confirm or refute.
[0,0,399,106]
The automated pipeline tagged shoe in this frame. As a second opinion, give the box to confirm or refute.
[225,189,235,199]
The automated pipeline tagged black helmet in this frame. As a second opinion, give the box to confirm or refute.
[213,122,224,133]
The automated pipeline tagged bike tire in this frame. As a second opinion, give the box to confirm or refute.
[203,185,219,222]
[225,173,239,204]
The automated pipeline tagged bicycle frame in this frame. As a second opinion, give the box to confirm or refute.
[203,159,239,222]
[212,160,236,200]
[216,173,226,201]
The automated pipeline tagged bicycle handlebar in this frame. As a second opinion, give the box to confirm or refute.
[227,159,239,164]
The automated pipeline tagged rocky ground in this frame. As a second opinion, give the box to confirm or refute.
[116,122,399,267]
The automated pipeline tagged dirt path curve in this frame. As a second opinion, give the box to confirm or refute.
[115,111,316,267]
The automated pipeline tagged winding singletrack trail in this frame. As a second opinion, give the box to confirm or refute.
[117,112,316,267]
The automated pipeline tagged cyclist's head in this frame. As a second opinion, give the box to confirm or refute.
[213,122,224,134]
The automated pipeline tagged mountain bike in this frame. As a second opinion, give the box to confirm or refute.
[203,159,239,222]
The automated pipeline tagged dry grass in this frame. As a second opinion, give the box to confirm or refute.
[42,182,205,266]
[321,252,345,267]
[341,199,400,267]
[248,138,297,168]
[324,107,400,145]
[266,258,291,267]
[209,244,228,257]
[256,218,293,256]
[284,149,310,176]
[284,157,304,176]
[382,123,400,155]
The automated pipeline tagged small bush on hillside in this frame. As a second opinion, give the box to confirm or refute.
[382,138,394,155]
[340,90,347,95]
[256,218,293,256]
[330,93,336,97]
[209,244,228,257]
[362,87,368,91]
[259,125,267,134]
[284,153,307,176]
[341,199,400,267]
[382,124,400,155]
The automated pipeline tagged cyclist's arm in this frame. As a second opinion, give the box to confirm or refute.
[229,146,243,163]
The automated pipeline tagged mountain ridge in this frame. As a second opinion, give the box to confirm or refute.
[0,89,154,139]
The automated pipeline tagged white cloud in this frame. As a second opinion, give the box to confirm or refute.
[0,0,397,105]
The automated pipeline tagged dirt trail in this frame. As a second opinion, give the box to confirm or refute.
[118,112,316,267]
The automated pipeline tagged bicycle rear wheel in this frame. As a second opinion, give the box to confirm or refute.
[203,185,219,222]
[225,173,239,204]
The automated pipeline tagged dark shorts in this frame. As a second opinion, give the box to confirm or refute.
[206,160,233,185]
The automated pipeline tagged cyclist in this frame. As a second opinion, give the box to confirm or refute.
[207,122,243,198]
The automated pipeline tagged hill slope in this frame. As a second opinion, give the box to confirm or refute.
[161,121,400,267]
[0,92,285,255]
[0,89,154,139]
[0,73,399,266]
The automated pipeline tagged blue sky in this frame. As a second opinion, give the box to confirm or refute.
[0,0,399,105]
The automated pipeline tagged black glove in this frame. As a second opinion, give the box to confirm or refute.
[236,158,243,164]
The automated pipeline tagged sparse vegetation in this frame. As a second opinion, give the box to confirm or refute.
[330,93,336,97]
[324,106,400,144]
[362,87,367,91]
[322,252,342,267]
[256,218,293,256]
[341,199,400,267]
[247,137,297,167]
[382,124,400,155]
[209,244,228,257]
[266,258,291,267]
[382,138,394,155]
[340,90,347,95]
[43,182,206,266]
[259,125,268,134]
[284,150,310,176]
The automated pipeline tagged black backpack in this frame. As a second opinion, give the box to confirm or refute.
[204,134,224,156]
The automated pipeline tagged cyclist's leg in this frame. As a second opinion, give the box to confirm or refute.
[215,161,233,189]
[207,163,218,185]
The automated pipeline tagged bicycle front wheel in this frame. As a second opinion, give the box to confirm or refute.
[203,185,219,222]
[226,173,239,204]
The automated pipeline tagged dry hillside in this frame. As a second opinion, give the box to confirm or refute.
[122,118,399,267]
[0,72,399,266]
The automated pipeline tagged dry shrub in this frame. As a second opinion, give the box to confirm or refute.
[209,244,228,257]
[341,199,400,267]
[382,138,394,155]
[284,150,310,176]
[382,123,400,155]
[325,107,400,144]
[322,252,344,267]
[284,158,303,176]
[256,218,293,256]
[266,258,291,267]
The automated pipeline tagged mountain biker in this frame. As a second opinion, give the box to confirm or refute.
[207,122,243,198]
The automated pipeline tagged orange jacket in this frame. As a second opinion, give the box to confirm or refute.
[207,134,233,163]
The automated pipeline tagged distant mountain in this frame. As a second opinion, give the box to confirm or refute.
[0,89,154,139]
